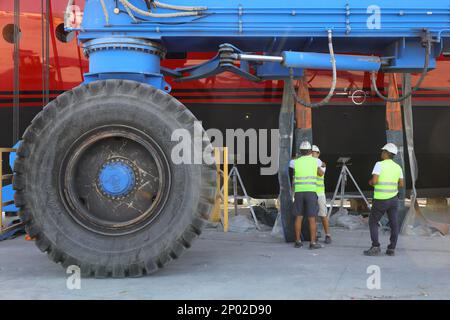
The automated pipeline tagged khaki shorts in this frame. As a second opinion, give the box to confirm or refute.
[317,194,327,217]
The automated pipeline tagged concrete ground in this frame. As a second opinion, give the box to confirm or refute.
[1,227,450,300]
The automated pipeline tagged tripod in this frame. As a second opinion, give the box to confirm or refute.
[220,161,261,230]
[327,157,371,217]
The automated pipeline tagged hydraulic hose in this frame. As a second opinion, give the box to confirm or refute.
[119,0,202,18]
[64,0,74,28]
[154,1,207,11]
[289,29,337,108]
[370,40,431,103]
[122,1,138,22]
[99,0,110,25]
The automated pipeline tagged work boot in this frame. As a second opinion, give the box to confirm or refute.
[309,242,323,250]
[324,235,332,244]
[294,241,303,248]
[363,246,381,256]
[386,248,395,256]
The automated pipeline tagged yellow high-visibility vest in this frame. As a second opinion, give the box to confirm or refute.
[316,174,325,195]
[374,159,402,200]
[294,156,318,193]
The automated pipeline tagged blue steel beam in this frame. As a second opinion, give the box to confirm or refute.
[78,1,450,48]
[71,1,450,88]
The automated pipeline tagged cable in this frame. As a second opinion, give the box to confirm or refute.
[154,1,207,11]
[121,0,138,22]
[289,29,337,108]
[370,40,431,103]
[64,0,74,28]
[119,0,202,18]
[100,0,110,25]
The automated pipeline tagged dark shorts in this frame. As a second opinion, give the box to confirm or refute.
[293,192,318,217]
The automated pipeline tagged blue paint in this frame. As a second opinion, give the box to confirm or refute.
[78,1,450,41]
[98,162,136,198]
[2,141,21,213]
[82,37,170,91]
[73,0,450,87]
[282,52,381,72]
[2,184,17,212]
[256,62,303,80]
[8,141,20,168]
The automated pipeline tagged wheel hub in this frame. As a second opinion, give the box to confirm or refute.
[60,125,171,236]
[98,158,137,199]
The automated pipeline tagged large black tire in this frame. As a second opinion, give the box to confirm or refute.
[13,80,216,277]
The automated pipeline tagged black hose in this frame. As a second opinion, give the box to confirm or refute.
[371,41,431,103]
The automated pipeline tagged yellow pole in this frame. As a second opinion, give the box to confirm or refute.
[210,148,221,222]
[223,147,229,232]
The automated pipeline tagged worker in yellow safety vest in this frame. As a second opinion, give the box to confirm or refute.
[289,141,325,249]
[312,145,332,244]
[364,143,404,257]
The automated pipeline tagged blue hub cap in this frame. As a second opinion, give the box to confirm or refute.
[98,160,136,198]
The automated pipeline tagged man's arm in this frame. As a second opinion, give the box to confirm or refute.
[398,178,404,188]
[317,167,325,177]
[369,162,381,186]
[369,174,379,186]
[317,158,325,176]
[289,159,295,170]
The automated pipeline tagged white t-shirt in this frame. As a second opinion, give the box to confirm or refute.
[372,161,403,178]
[290,157,325,173]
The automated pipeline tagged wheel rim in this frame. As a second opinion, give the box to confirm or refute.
[59,125,171,236]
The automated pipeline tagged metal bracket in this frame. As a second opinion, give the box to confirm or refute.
[171,44,261,82]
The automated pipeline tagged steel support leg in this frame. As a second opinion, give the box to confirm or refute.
[294,76,313,152]
[400,74,449,235]
[278,82,295,242]
[400,74,418,233]
[386,74,407,220]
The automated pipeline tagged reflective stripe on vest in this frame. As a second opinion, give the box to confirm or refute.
[294,156,318,193]
[374,159,402,200]
[316,175,325,195]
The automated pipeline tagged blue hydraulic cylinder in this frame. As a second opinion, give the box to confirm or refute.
[282,52,381,72]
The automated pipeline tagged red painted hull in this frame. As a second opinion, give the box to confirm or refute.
[1,1,450,197]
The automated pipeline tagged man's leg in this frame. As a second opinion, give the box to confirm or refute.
[293,193,304,247]
[317,194,331,243]
[386,198,399,251]
[321,217,331,236]
[294,216,304,242]
[317,195,330,235]
[308,216,317,243]
[368,200,385,247]
[364,200,386,255]
[306,193,322,249]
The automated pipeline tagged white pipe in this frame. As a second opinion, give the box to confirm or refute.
[154,1,207,12]
[119,0,201,18]
[64,0,75,28]
[238,54,283,63]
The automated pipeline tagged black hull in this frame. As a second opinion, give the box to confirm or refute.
[1,100,450,198]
